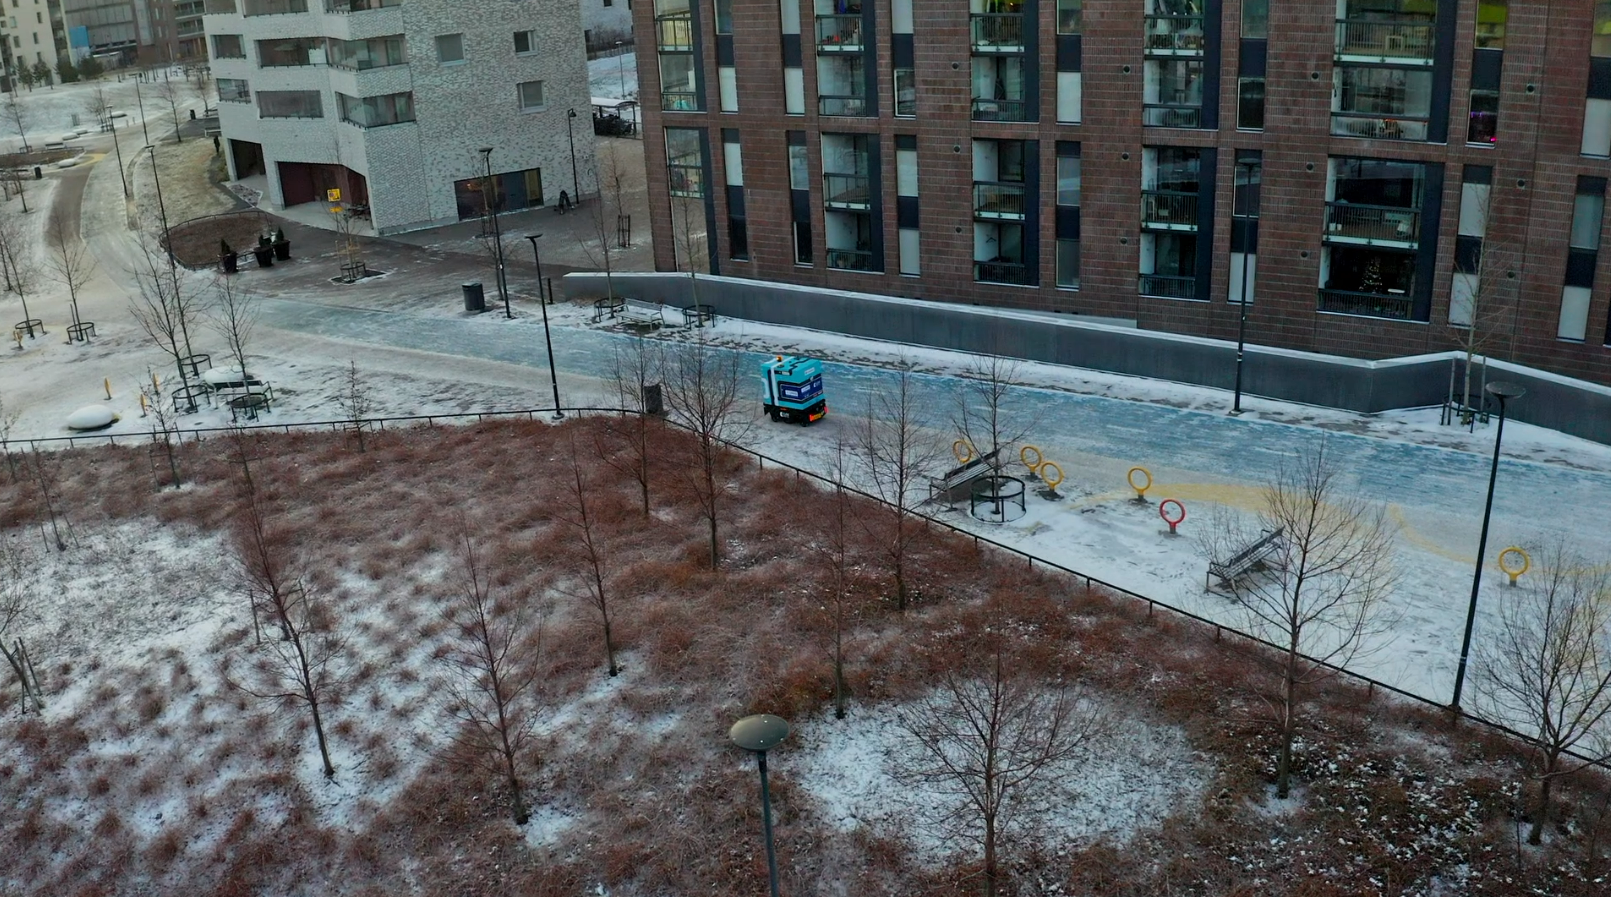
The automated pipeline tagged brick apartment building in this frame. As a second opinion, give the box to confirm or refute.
[634,0,1611,387]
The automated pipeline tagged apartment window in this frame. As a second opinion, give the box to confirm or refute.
[435,33,465,64]
[1561,178,1605,340]
[211,34,245,58]
[1057,0,1082,34]
[327,35,405,70]
[1237,78,1264,130]
[666,128,706,198]
[971,56,1027,122]
[1476,0,1506,49]
[1143,60,1203,128]
[1468,90,1498,144]
[257,37,323,67]
[661,52,698,111]
[513,30,536,55]
[218,78,250,103]
[337,91,415,127]
[1319,156,1427,320]
[1056,155,1080,208]
[517,80,546,112]
[256,90,322,118]
[794,221,813,265]
[1056,239,1080,289]
[1332,65,1433,140]
[1571,185,1606,251]
[894,68,915,117]
[1596,1,1611,58]
[818,54,867,116]
[243,0,307,15]
[715,0,732,34]
[1241,0,1268,38]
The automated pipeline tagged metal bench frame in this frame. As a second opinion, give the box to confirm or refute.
[927,449,1001,505]
[1207,526,1286,592]
[622,299,664,331]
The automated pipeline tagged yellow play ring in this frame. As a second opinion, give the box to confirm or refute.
[1039,461,1064,490]
[1021,444,1043,471]
[1127,466,1153,497]
[953,439,976,464]
[1498,547,1531,585]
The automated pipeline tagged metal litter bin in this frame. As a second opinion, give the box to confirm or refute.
[642,383,663,415]
[462,281,485,313]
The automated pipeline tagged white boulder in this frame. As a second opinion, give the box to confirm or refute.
[66,404,118,431]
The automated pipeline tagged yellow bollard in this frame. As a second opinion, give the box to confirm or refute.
[104,377,112,400]
[139,394,149,417]
[1497,547,1531,587]
[1127,466,1153,503]
[953,439,976,464]
[1020,444,1043,472]
[1038,461,1064,491]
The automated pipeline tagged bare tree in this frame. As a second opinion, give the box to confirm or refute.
[140,384,183,490]
[898,641,1107,897]
[1200,440,1399,799]
[671,194,707,307]
[952,354,1032,476]
[207,271,258,376]
[1445,194,1519,424]
[0,392,18,481]
[225,443,344,777]
[128,242,201,400]
[26,448,69,553]
[812,442,858,719]
[852,362,943,612]
[44,207,97,336]
[2,92,32,153]
[438,529,543,824]
[662,336,752,568]
[1476,542,1611,845]
[154,76,183,143]
[87,87,129,198]
[556,437,620,677]
[601,334,663,516]
[333,361,375,452]
[577,143,627,302]
[0,212,40,326]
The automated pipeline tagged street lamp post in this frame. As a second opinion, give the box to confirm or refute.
[1231,159,1254,415]
[614,41,628,99]
[566,108,580,202]
[1450,380,1527,711]
[478,147,511,318]
[730,715,790,897]
[135,81,152,147]
[524,234,564,420]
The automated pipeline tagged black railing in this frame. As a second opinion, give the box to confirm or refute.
[1318,287,1414,320]
[1143,103,1201,128]
[975,260,1030,284]
[826,247,876,271]
[1143,15,1205,53]
[823,173,871,209]
[815,14,863,51]
[1141,190,1198,227]
[1139,273,1198,299]
[971,97,1030,122]
[970,13,1026,50]
[1334,18,1435,60]
[819,94,868,116]
[661,91,699,113]
[974,182,1026,218]
[655,12,694,51]
[1325,201,1420,243]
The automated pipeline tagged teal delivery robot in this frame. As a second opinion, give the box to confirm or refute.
[761,355,827,424]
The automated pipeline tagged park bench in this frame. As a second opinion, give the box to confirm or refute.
[622,299,664,331]
[1207,527,1286,592]
[927,449,1000,505]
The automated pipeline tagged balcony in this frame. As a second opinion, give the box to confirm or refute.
[1141,190,1198,229]
[1143,103,1201,129]
[827,248,876,271]
[326,0,401,11]
[976,260,1030,285]
[816,15,862,53]
[1143,15,1205,56]
[242,0,307,15]
[971,14,1025,52]
[823,173,871,210]
[656,12,694,52]
[819,94,867,116]
[1318,287,1414,320]
[662,91,698,112]
[972,97,1030,122]
[1324,202,1420,246]
[1330,113,1429,141]
[1139,273,1198,300]
[974,182,1026,219]
[1334,19,1435,64]
[203,0,237,12]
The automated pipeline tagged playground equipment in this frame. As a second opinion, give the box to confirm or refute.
[1159,499,1186,536]
[1128,466,1153,503]
[1498,546,1530,587]
[761,355,827,425]
[971,474,1026,523]
[1018,444,1064,492]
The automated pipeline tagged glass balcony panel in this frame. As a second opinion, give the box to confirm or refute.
[819,94,868,116]
[1144,15,1205,55]
[971,97,1030,122]
[816,15,863,52]
[823,173,871,209]
[1329,114,1429,140]
[1325,202,1421,244]
[976,260,1031,284]
[971,14,1025,52]
[1143,104,1201,128]
[656,13,694,51]
[1141,190,1198,228]
[662,92,699,112]
[1334,19,1435,62]
[1317,288,1414,320]
[1139,273,1197,299]
[827,248,876,271]
[974,182,1026,219]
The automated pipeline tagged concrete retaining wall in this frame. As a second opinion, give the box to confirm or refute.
[562,272,1611,446]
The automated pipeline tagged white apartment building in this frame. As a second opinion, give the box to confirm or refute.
[2,0,67,88]
[204,0,596,235]
[578,0,631,51]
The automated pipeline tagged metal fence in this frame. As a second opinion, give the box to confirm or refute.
[4,405,1596,767]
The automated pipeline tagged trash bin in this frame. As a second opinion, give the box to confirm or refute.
[642,383,664,416]
[33,166,42,180]
[189,109,197,120]
[462,282,485,313]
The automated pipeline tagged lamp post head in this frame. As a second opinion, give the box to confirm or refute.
[1484,382,1526,403]
[478,146,494,155]
[730,714,790,753]
[525,233,542,243]
[568,108,577,119]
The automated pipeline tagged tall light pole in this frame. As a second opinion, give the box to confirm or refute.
[135,81,152,147]
[478,146,511,317]
[145,143,193,363]
[1450,380,1526,712]
[106,95,129,198]
[566,108,580,203]
[614,41,628,98]
[730,715,789,897]
[1231,159,1254,415]
[524,234,563,420]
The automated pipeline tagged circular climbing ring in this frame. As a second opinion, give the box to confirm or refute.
[1498,546,1531,579]
[1159,499,1187,526]
[953,439,976,464]
[1128,466,1153,496]
[1039,461,1064,490]
[1020,444,1044,471]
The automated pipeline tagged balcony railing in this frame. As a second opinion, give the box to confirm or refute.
[971,13,1025,51]
[1324,202,1421,245]
[656,13,694,52]
[827,248,876,271]
[326,0,401,11]
[1143,103,1201,129]
[1334,19,1435,62]
[823,173,871,209]
[662,92,699,112]
[974,182,1026,219]
[1139,273,1198,300]
[819,94,867,116]
[1143,15,1205,55]
[1141,190,1199,228]
[976,260,1030,285]
[242,0,307,15]
[816,15,863,52]
[1318,287,1414,321]
[972,97,1030,122]
[1330,113,1429,141]
[203,0,237,13]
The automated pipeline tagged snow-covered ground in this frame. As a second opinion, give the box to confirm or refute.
[587,51,639,103]
[1,67,199,155]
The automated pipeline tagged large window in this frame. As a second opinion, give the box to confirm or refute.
[1476,0,1506,49]
[1332,65,1432,140]
[218,78,250,103]
[211,34,245,58]
[894,68,916,117]
[256,90,322,118]
[453,169,545,221]
[660,53,698,111]
[1056,155,1081,207]
[1596,1,1611,58]
[1238,78,1265,130]
[337,91,414,127]
[1143,60,1203,128]
[1319,156,1428,320]
[1057,0,1082,34]
[1241,0,1268,38]
[257,37,322,67]
[327,35,405,70]
[513,30,537,55]
[435,33,465,64]
[517,80,546,112]
[666,128,706,198]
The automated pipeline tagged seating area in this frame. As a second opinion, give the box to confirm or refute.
[927,450,1001,505]
[1207,527,1286,592]
[622,299,665,331]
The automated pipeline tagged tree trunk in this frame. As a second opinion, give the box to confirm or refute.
[1276,645,1299,799]
[983,812,998,897]
[309,694,335,778]
[1530,759,1557,845]
[833,652,846,720]
[504,743,529,825]
[603,617,619,677]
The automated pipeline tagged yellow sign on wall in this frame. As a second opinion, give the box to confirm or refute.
[326,188,342,202]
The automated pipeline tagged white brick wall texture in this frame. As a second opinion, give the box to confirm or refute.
[204,0,596,234]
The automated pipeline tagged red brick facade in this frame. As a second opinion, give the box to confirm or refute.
[636,1,1611,387]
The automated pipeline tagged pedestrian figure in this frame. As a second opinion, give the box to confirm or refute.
[557,190,570,214]
[213,134,221,154]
